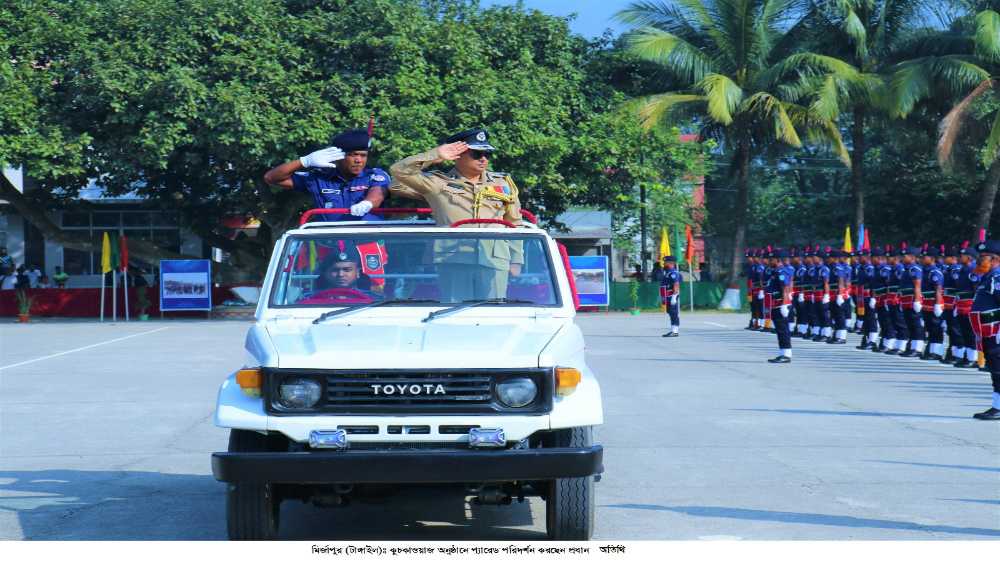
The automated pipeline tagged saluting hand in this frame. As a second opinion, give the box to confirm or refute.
[300,146,345,169]
[437,142,469,161]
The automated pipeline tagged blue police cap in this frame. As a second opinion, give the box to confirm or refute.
[774,248,789,258]
[331,128,371,153]
[871,247,885,257]
[662,255,677,262]
[444,128,496,152]
[922,244,941,258]
[976,240,1000,255]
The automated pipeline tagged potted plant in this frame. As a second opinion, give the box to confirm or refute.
[628,279,641,315]
[136,287,151,320]
[15,289,34,323]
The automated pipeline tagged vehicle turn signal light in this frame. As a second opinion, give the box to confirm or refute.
[555,367,581,397]
[236,368,262,397]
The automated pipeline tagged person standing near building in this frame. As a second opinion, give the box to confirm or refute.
[52,266,69,288]
[767,249,794,363]
[970,240,1000,420]
[264,128,389,221]
[660,256,682,337]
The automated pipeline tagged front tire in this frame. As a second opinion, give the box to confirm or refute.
[226,430,280,540]
[544,427,595,540]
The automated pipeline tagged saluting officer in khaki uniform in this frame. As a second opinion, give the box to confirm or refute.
[390,129,524,302]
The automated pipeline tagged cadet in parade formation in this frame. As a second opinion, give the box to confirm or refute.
[743,239,1000,420]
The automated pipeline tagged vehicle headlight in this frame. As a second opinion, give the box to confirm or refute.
[496,377,537,408]
[278,378,322,409]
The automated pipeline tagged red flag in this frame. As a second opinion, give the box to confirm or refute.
[863,229,870,251]
[684,225,695,263]
[119,234,129,272]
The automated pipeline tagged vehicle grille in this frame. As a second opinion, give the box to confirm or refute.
[326,373,493,406]
[264,368,552,415]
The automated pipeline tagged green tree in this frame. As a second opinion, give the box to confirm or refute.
[616,0,854,286]
[0,0,708,279]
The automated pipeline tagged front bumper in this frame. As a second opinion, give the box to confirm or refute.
[211,446,603,484]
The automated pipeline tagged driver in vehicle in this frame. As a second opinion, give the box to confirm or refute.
[389,128,524,302]
[297,241,377,304]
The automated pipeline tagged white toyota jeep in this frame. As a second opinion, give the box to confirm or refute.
[211,211,604,540]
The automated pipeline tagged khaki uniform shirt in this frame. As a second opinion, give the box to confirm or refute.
[390,148,524,269]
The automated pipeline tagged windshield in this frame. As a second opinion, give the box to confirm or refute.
[269,232,561,308]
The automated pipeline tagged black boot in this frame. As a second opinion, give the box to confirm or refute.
[856,336,869,350]
[953,359,973,368]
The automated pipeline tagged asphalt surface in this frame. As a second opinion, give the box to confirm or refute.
[0,312,998,540]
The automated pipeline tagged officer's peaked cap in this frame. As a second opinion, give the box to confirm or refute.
[444,128,497,152]
[871,246,885,257]
[662,255,677,262]
[922,245,941,257]
[332,128,371,153]
[976,240,1000,256]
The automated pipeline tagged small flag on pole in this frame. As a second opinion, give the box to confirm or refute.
[863,229,871,251]
[684,225,695,263]
[980,229,988,243]
[101,232,112,274]
[119,234,129,272]
[657,227,671,262]
[842,225,853,253]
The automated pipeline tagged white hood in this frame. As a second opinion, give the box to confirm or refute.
[263,314,568,369]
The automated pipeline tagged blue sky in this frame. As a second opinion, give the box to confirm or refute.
[482,0,631,38]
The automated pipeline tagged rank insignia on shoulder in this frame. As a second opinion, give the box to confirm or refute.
[492,184,511,195]
[372,174,386,182]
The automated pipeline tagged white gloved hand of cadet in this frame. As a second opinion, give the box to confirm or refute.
[779,304,790,318]
[350,200,374,217]
[670,295,678,306]
[822,293,830,304]
[868,297,876,308]
[757,290,765,300]
[797,293,805,303]
[300,146,345,169]
[933,304,943,317]
[836,295,845,306]
[913,300,922,313]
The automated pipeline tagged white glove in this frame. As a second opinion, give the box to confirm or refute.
[912,300,922,313]
[779,304,790,318]
[300,146,345,169]
[670,295,678,306]
[350,200,373,217]
[797,293,805,303]
[822,293,830,304]
[933,304,943,317]
[757,290,765,300]
[836,295,844,306]
[868,297,876,308]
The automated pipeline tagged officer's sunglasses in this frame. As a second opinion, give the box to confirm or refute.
[467,150,491,160]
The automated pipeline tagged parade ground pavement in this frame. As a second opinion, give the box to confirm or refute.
[1,312,998,540]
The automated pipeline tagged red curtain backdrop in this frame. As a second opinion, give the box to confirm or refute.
[0,286,245,317]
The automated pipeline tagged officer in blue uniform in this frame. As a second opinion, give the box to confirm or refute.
[813,249,833,342]
[899,245,926,357]
[792,248,810,336]
[940,245,963,364]
[805,248,820,339]
[872,246,898,353]
[856,248,880,351]
[661,256,683,337]
[970,240,1000,420]
[887,247,910,354]
[918,245,946,360]
[828,250,849,344]
[767,249,794,363]
[263,128,390,221]
[954,243,981,368]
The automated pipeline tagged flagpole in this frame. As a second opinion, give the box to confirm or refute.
[688,254,695,312]
[99,271,106,322]
[123,268,130,322]
[112,268,117,323]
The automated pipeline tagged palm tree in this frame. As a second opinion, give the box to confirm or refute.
[616,0,853,289]
[797,0,932,229]
[934,5,1000,239]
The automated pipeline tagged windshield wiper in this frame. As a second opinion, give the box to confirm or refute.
[421,298,535,323]
[312,298,440,324]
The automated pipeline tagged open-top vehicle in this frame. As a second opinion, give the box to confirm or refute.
[211,209,604,540]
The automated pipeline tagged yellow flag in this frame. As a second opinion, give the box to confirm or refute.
[657,227,671,261]
[842,225,853,253]
[100,232,112,273]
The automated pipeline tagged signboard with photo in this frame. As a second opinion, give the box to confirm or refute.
[159,259,212,311]
[568,255,609,307]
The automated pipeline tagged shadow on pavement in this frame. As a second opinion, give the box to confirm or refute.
[733,408,970,420]
[602,504,1000,538]
[865,461,1000,473]
[0,469,541,540]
